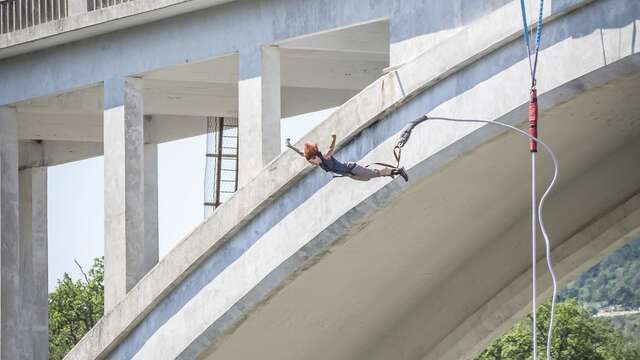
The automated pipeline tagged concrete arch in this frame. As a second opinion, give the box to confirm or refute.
[64,0,640,359]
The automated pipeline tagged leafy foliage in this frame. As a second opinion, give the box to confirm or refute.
[48,257,104,360]
[559,238,640,310]
[476,300,640,360]
[608,313,640,345]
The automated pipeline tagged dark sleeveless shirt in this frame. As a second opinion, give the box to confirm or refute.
[319,156,356,175]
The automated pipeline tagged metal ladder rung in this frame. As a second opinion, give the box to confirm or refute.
[205,116,239,213]
[206,153,237,159]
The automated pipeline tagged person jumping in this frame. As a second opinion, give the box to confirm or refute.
[286,135,408,182]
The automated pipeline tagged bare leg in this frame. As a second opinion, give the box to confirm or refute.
[349,164,408,182]
[349,164,385,181]
[379,167,393,177]
[347,163,406,181]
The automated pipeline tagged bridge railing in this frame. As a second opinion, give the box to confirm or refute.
[0,0,68,34]
[0,0,134,35]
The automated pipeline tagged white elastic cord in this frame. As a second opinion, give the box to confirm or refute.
[425,116,559,360]
[532,152,538,360]
[539,144,558,360]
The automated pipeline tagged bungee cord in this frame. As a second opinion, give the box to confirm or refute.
[519,0,545,87]
[394,115,559,359]
[393,6,555,358]
[518,0,541,356]
[516,0,560,359]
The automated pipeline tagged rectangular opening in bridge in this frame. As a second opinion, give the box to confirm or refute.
[13,83,104,292]
[139,53,239,256]
[204,116,238,216]
[277,19,390,148]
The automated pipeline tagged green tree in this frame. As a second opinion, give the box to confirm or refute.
[48,257,104,360]
[476,300,640,360]
[560,238,640,310]
[608,313,640,344]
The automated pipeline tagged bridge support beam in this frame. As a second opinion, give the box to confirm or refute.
[238,46,281,186]
[18,165,48,360]
[103,77,157,312]
[0,107,20,360]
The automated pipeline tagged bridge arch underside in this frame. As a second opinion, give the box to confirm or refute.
[95,2,640,359]
[185,63,640,360]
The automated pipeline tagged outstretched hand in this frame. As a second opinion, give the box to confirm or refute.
[325,134,337,158]
[285,138,304,158]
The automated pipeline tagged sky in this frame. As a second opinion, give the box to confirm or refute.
[47,108,334,291]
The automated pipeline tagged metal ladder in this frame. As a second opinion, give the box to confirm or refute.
[204,117,238,217]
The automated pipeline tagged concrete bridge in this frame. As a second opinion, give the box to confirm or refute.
[0,0,639,359]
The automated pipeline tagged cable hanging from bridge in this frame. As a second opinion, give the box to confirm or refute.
[393,1,557,359]
[516,1,559,360]
[520,0,545,88]
[394,114,559,359]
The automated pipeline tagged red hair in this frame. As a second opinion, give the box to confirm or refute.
[303,143,321,160]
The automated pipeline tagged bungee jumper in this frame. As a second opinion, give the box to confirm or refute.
[286,135,409,182]
[288,0,556,357]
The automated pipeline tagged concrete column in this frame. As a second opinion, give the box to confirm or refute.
[103,77,145,312]
[0,107,20,360]
[238,45,281,186]
[19,166,48,360]
[68,0,88,16]
[143,141,159,274]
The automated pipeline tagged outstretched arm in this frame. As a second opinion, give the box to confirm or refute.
[285,138,305,158]
[324,134,337,158]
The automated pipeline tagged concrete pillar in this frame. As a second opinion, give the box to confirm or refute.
[143,140,159,274]
[0,107,20,360]
[19,166,48,360]
[68,0,88,16]
[238,45,281,186]
[103,77,146,312]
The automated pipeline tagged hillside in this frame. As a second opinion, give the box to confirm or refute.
[561,237,640,342]
[560,237,640,310]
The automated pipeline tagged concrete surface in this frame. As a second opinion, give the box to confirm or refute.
[143,139,159,278]
[103,77,148,312]
[0,0,236,57]
[194,63,640,360]
[0,0,512,109]
[18,166,48,360]
[0,106,20,360]
[0,0,512,175]
[57,0,640,359]
[237,46,281,186]
[0,0,637,358]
